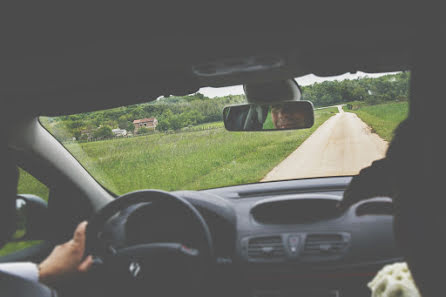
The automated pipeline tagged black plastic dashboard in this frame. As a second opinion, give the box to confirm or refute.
[115,177,401,297]
[192,176,400,265]
[180,177,402,296]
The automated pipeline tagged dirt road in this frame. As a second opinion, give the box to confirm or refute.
[262,106,389,181]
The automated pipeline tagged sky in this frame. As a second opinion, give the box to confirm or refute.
[199,71,400,98]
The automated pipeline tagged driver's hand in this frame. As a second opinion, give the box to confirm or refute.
[38,221,93,287]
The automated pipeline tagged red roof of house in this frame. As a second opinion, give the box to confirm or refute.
[133,118,157,124]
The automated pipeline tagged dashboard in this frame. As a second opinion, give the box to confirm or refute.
[114,177,402,297]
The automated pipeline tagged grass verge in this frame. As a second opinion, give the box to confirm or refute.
[344,101,409,141]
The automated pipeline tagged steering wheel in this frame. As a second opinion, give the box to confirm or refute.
[85,190,214,296]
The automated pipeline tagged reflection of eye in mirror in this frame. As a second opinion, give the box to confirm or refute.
[223,101,314,131]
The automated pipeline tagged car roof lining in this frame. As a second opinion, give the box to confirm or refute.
[1,24,414,118]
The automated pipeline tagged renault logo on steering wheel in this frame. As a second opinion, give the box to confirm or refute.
[129,261,141,277]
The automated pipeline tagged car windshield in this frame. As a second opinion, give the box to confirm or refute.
[40,71,409,195]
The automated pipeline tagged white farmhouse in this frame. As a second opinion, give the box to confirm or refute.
[112,128,127,136]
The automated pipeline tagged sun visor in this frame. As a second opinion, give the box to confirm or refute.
[192,54,300,87]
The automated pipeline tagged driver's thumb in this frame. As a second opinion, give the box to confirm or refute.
[73,221,88,246]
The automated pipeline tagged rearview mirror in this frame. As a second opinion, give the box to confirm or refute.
[223,101,314,131]
[13,194,49,241]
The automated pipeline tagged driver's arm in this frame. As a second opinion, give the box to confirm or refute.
[0,221,93,287]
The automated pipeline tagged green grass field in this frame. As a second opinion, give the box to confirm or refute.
[64,107,338,195]
[344,101,409,141]
[182,121,224,131]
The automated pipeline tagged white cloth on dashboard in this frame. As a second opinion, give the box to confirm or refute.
[0,262,39,282]
[368,262,421,297]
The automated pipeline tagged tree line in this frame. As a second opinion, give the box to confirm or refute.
[41,72,409,142]
[302,72,410,107]
[41,94,246,141]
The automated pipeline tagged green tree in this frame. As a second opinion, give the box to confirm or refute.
[118,115,129,129]
[127,122,135,133]
[157,119,170,131]
[93,126,113,140]
[73,129,82,140]
[137,127,150,134]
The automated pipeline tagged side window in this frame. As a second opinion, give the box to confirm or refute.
[0,168,48,257]
[17,168,49,202]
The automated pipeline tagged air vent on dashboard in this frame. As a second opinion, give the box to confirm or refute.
[303,233,349,258]
[247,236,285,260]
